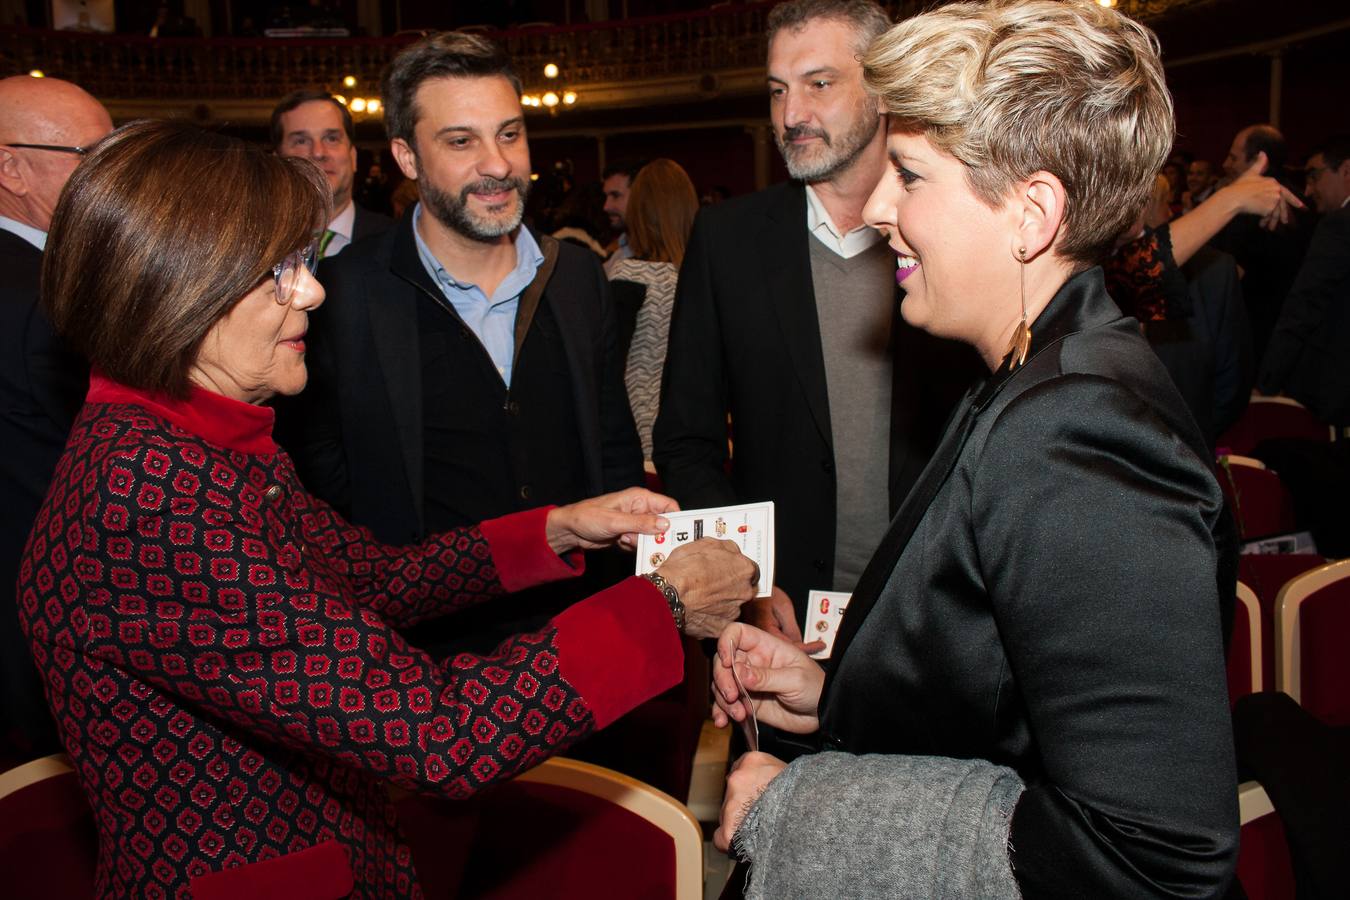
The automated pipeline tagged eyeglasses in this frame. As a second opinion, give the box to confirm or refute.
[2,142,88,156]
[271,243,318,305]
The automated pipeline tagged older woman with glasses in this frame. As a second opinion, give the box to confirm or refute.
[18,120,758,899]
[712,2,1239,897]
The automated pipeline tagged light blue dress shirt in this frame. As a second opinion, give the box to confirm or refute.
[0,215,47,250]
[412,203,544,387]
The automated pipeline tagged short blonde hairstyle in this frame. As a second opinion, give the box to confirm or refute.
[862,0,1174,265]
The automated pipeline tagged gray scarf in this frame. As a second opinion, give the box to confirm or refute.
[731,752,1025,899]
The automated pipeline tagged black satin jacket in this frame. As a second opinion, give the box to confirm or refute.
[819,268,1240,898]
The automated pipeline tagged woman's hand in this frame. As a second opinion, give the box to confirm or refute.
[713,751,788,852]
[545,487,678,554]
[712,623,824,735]
[655,540,760,638]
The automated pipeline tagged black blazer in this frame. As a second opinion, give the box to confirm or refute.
[651,182,976,615]
[350,202,394,246]
[1258,206,1350,424]
[279,213,642,546]
[818,269,1240,897]
[0,229,84,757]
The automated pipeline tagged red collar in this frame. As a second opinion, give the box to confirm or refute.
[87,373,278,456]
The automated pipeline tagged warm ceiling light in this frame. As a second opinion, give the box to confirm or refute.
[366,98,381,113]
[542,92,559,107]
[350,98,367,112]
[562,91,577,105]
[530,173,540,181]
[28,69,44,78]
[543,63,559,79]
[342,75,357,88]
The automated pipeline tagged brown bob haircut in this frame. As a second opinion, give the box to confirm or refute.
[625,159,699,266]
[43,119,330,399]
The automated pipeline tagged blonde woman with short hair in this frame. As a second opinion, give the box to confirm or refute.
[711,2,1239,896]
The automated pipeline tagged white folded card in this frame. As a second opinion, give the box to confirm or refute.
[804,590,851,659]
[635,501,774,598]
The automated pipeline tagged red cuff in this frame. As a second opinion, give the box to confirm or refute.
[479,506,584,594]
[551,577,684,729]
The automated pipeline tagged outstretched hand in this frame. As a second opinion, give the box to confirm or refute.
[1225,155,1304,230]
[545,487,678,554]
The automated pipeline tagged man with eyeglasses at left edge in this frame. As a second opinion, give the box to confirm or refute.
[0,74,112,765]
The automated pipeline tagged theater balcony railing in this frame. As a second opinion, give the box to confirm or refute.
[0,0,1216,126]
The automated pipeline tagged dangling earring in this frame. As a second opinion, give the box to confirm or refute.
[1005,246,1032,369]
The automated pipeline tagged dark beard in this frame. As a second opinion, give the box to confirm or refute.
[418,167,530,243]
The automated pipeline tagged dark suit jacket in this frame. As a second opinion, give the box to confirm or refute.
[1258,206,1350,424]
[818,269,1240,897]
[349,202,393,246]
[651,182,976,617]
[280,213,642,546]
[0,229,84,758]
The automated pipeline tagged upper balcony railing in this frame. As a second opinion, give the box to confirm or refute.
[0,0,1217,101]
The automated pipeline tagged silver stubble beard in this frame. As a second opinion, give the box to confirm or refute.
[775,100,883,183]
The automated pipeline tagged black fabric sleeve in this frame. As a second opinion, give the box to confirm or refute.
[651,210,738,509]
[971,376,1239,897]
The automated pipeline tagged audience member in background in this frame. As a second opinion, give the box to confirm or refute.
[1259,132,1350,423]
[22,119,758,898]
[389,174,419,219]
[1162,159,1186,217]
[712,4,1238,896]
[279,33,643,661]
[550,180,610,259]
[700,184,732,205]
[0,74,111,765]
[354,159,392,216]
[601,157,644,274]
[1213,123,1312,362]
[654,0,977,650]
[272,89,392,257]
[1183,158,1218,211]
[606,159,700,463]
[1254,133,1350,557]
[1108,175,1255,448]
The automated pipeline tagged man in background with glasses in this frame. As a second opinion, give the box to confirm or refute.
[0,74,111,766]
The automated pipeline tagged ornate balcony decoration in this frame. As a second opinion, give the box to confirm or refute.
[0,0,1218,120]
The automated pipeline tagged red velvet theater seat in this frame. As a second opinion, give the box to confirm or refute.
[1277,559,1350,726]
[1236,781,1296,900]
[1219,395,1335,457]
[1216,455,1297,541]
[0,754,97,899]
[397,757,703,900]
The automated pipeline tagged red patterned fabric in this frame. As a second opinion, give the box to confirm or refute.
[15,377,682,899]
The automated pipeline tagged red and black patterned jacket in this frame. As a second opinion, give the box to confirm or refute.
[17,375,681,899]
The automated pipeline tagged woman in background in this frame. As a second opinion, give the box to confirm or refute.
[606,159,700,464]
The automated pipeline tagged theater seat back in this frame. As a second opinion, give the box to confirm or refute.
[0,754,97,899]
[1277,558,1350,726]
